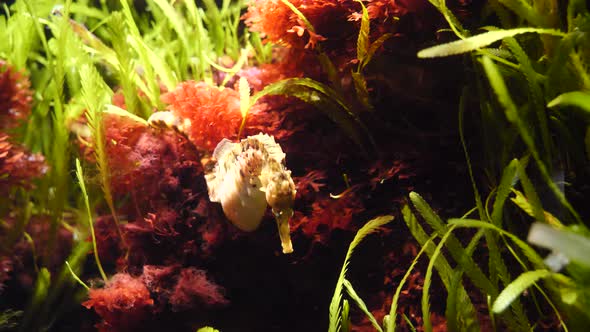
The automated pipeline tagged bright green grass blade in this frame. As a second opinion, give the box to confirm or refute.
[422,224,458,332]
[449,219,545,269]
[80,64,124,244]
[328,215,393,332]
[65,261,90,291]
[548,91,590,113]
[75,159,107,282]
[400,205,480,331]
[426,0,466,38]
[514,159,547,225]
[355,0,370,63]
[504,37,551,165]
[362,33,392,69]
[341,299,351,332]
[418,28,564,58]
[251,77,376,154]
[196,327,220,332]
[498,0,548,27]
[493,270,551,313]
[343,279,383,332]
[104,104,148,125]
[387,207,436,332]
[491,159,519,227]
[19,268,50,332]
[449,218,540,329]
[419,224,479,332]
[511,189,563,227]
[481,56,582,224]
[409,192,497,297]
[151,0,190,54]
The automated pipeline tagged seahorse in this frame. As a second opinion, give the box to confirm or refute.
[205,133,296,254]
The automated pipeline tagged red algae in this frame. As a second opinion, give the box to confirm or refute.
[102,112,203,210]
[161,81,242,152]
[0,133,47,195]
[83,273,154,332]
[169,267,229,311]
[244,0,341,50]
[0,60,33,128]
[242,0,427,76]
[96,110,234,274]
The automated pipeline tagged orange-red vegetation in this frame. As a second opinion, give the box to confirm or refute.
[169,267,229,311]
[0,60,32,129]
[161,81,242,152]
[0,133,47,195]
[83,273,154,332]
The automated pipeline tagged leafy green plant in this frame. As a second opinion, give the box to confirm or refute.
[387,0,590,329]
[0,0,258,330]
[328,215,393,332]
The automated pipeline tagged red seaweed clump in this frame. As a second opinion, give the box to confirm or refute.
[0,60,33,128]
[0,133,47,195]
[168,267,229,311]
[0,61,44,194]
[83,273,154,332]
[98,111,232,269]
[102,112,202,208]
[161,81,242,152]
[243,0,429,76]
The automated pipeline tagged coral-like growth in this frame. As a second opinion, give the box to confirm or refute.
[0,60,33,129]
[0,133,47,194]
[83,273,154,332]
[169,267,229,311]
[243,0,425,76]
[161,82,242,152]
[97,112,232,271]
[244,0,336,49]
[102,112,202,208]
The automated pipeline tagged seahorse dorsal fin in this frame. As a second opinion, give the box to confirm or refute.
[213,138,236,161]
[251,133,286,164]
